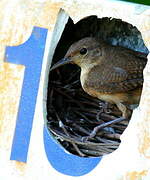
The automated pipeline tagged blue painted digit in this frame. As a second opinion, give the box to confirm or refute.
[5,27,48,162]
[44,127,101,176]
[5,26,101,175]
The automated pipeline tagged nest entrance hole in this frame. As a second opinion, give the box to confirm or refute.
[46,12,148,157]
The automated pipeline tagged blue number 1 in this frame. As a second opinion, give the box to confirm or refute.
[5,27,48,162]
[5,26,101,176]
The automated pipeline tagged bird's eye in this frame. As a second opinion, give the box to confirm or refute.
[80,48,88,55]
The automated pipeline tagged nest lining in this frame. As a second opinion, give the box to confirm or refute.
[47,66,128,157]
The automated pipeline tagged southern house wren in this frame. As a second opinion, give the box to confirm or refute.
[50,37,147,123]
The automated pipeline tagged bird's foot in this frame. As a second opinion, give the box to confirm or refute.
[99,102,112,113]
[82,117,126,142]
[96,102,112,121]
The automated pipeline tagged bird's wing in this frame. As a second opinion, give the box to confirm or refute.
[85,49,147,93]
[117,46,148,60]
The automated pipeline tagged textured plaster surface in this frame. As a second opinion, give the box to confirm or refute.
[0,0,150,179]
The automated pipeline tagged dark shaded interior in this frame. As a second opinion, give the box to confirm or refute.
[46,15,148,157]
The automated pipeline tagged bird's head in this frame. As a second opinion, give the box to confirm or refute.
[50,37,104,71]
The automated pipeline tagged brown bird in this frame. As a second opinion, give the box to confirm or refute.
[50,37,147,136]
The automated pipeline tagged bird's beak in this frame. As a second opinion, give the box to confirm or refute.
[49,57,72,71]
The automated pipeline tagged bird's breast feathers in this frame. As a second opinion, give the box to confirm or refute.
[80,63,98,88]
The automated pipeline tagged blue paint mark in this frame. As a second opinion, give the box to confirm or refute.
[5,27,47,162]
[44,127,101,176]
